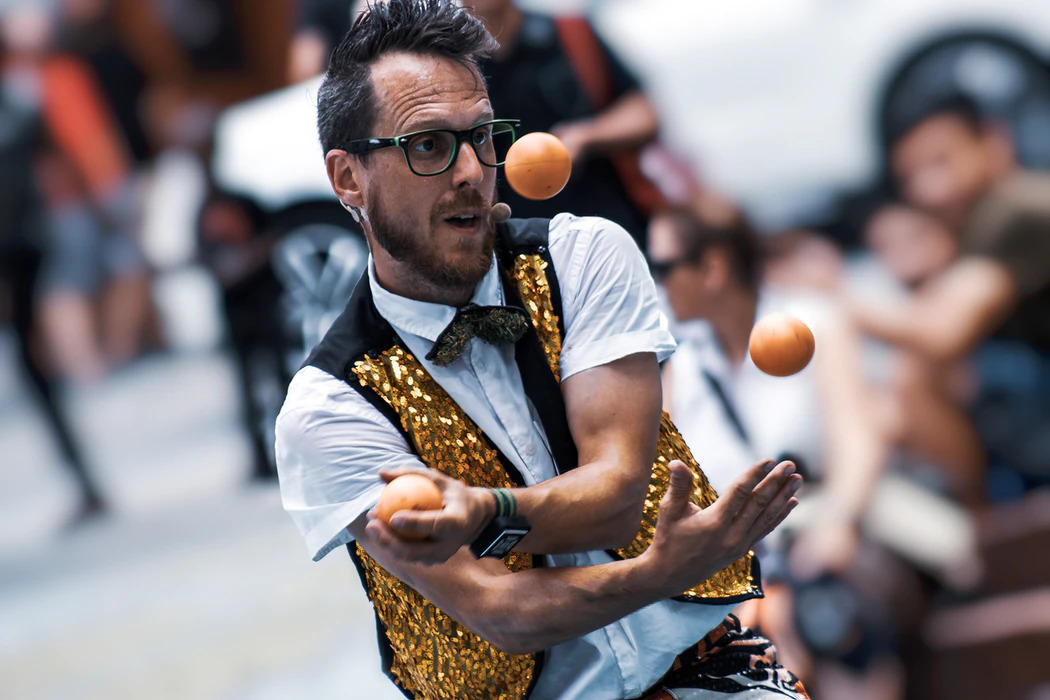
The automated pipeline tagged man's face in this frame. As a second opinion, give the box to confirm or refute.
[354,52,499,291]
[648,216,709,322]
[891,115,1002,228]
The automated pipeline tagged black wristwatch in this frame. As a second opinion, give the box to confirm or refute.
[469,515,531,558]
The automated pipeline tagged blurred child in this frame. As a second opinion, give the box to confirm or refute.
[864,202,958,290]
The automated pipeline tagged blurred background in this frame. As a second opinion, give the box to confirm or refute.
[2,0,1050,698]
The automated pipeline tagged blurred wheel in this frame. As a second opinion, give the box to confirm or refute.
[271,218,368,369]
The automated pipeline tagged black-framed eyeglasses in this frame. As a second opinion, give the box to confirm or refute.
[649,256,698,283]
[341,119,521,176]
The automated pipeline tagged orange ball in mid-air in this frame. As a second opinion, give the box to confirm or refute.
[376,474,444,540]
[503,132,572,200]
[749,313,816,377]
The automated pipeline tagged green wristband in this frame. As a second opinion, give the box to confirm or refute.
[490,487,517,518]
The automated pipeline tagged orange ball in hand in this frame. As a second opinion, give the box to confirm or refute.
[504,132,572,200]
[376,474,444,540]
[749,313,815,377]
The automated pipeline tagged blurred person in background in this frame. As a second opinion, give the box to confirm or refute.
[197,190,288,480]
[57,0,151,165]
[1,1,153,382]
[0,20,106,522]
[852,198,987,508]
[863,201,959,291]
[286,0,361,83]
[649,205,914,697]
[469,0,662,247]
[855,94,1050,499]
[651,207,827,493]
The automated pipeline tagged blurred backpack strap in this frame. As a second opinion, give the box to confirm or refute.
[553,17,666,215]
[553,16,614,110]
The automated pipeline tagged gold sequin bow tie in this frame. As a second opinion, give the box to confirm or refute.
[425,304,531,366]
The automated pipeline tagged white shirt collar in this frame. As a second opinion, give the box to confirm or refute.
[367,254,503,342]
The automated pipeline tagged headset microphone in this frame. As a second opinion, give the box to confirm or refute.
[490,202,512,223]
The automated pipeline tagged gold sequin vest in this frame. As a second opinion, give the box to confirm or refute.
[304,218,761,700]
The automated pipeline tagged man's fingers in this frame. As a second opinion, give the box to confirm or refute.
[387,508,443,538]
[364,518,454,565]
[712,459,775,518]
[742,473,802,543]
[733,461,797,529]
[659,461,696,522]
[754,496,800,545]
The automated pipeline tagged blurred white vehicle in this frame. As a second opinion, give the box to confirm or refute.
[211,76,369,352]
[211,0,1050,234]
[598,0,1050,229]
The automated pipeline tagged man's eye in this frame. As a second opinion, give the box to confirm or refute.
[472,130,489,146]
[412,137,438,153]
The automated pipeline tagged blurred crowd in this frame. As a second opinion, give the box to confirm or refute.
[3,1,1050,699]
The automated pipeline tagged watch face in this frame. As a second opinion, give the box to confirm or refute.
[486,528,529,558]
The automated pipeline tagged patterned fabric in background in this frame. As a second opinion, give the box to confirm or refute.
[648,615,810,699]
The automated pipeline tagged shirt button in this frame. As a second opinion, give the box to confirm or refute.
[524,444,536,456]
[475,358,486,372]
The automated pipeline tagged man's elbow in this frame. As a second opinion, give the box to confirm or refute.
[605,479,648,548]
[484,631,544,656]
[607,512,642,549]
[469,605,547,655]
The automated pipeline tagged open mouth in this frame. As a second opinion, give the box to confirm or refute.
[444,213,480,231]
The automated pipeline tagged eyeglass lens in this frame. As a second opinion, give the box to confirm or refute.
[403,123,516,175]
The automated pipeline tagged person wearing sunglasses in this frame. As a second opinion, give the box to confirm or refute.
[276,2,806,699]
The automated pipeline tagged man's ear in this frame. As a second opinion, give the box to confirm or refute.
[326,149,365,208]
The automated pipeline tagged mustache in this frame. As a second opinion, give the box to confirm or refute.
[432,190,493,219]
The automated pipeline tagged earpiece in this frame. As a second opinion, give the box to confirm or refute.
[342,201,362,223]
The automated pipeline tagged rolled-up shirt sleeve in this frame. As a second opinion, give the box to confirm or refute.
[275,366,423,561]
[549,214,676,379]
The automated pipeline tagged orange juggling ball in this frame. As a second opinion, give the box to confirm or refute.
[504,132,572,200]
[376,474,444,540]
[749,313,816,377]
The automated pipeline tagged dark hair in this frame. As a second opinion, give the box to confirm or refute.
[316,0,498,156]
[883,92,985,152]
[658,205,763,290]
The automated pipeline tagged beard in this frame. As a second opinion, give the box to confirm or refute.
[367,188,496,290]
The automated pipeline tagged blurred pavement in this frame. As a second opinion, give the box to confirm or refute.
[0,331,401,699]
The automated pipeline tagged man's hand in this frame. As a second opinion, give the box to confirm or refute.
[550,120,594,165]
[644,459,801,593]
[363,466,496,565]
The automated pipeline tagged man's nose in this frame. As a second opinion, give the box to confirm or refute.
[450,139,485,188]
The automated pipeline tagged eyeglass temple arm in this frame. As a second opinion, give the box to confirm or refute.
[343,137,396,154]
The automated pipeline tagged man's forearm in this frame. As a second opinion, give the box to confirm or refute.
[554,91,658,162]
[508,458,650,553]
[850,298,930,353]
[366,460,801,655]
[575,91,659,155]
[849,258,1017,361]
[466,555,663,654]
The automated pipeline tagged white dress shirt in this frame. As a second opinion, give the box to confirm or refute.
[276,213,736,700]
